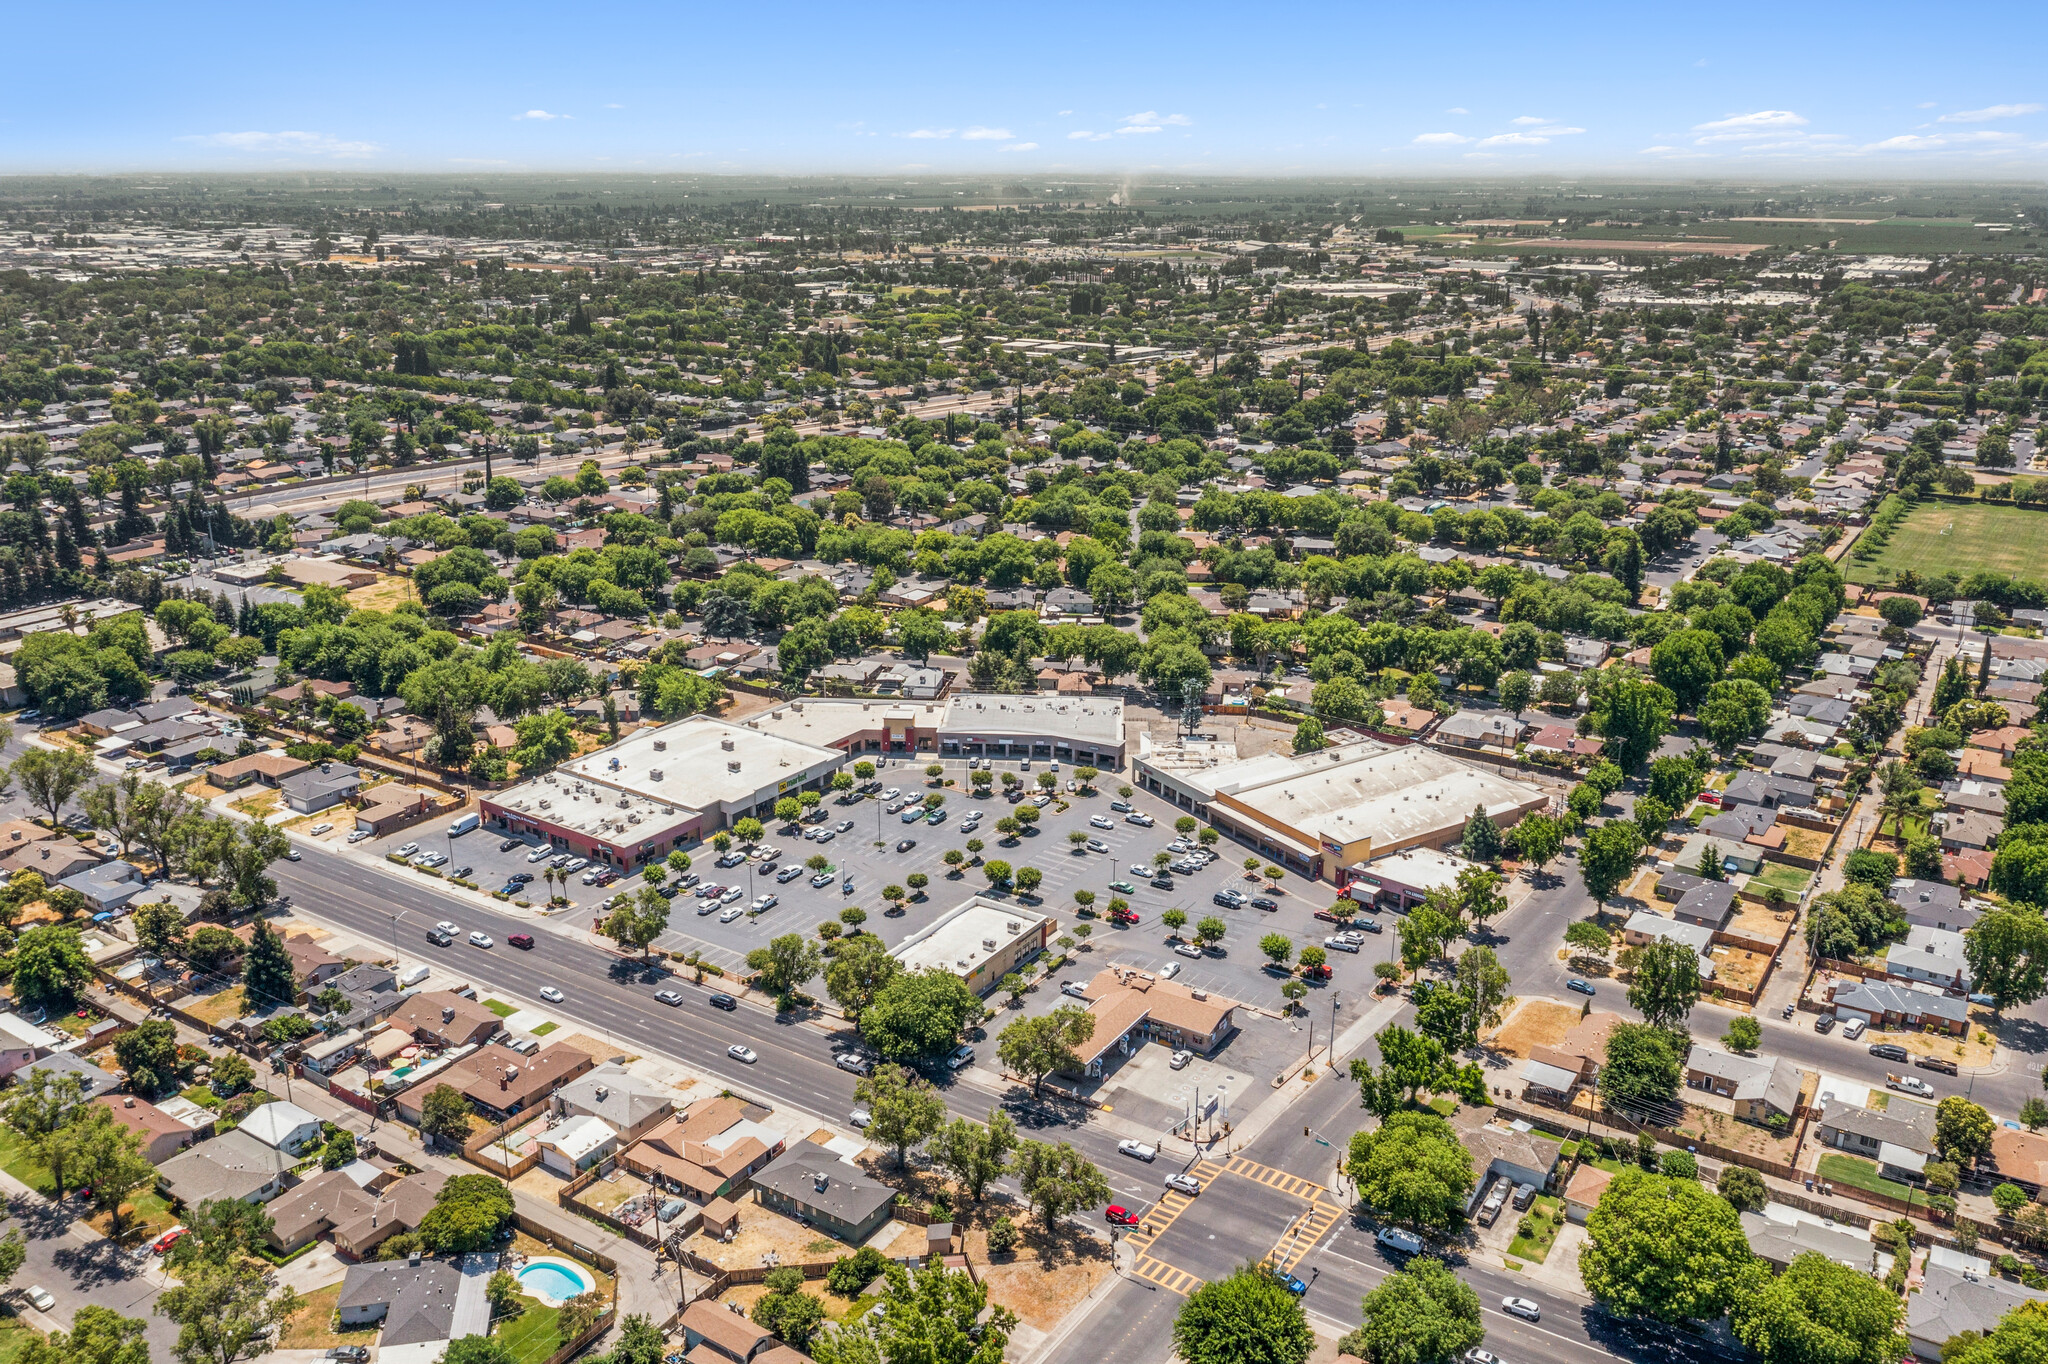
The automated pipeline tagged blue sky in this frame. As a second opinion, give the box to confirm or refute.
[6,1,2046,177]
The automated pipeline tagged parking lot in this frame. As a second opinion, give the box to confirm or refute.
[339,753,1405,1017]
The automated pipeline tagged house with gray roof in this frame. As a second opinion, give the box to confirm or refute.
[1818,1099,1937,1182]
[1909,1264,2048,1360]
[1832,978,1968,1034]
[336,1256,461,1345]
[1884,925,1971,992]
[551,1064,677,1145]
[750,1139,897,1243]
[1892,879,1978,934]
[158,1128,296,1206]
[58,860,146,912]
[1684,1044,1801,1124]
[1740,1209,1877,1273]
[280,762,362,814]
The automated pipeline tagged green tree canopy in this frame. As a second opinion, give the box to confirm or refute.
[1170,1268,1315,1364]
[1578,1168,1758,1324]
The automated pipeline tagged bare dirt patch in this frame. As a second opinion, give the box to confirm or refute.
[1670,1101,1805,1164]
[1486,1000,1585,1059]
[683,1203,890,1271]
[346,576,415,612]
[549,1032,638,1065]
[979,1255,1114,1332]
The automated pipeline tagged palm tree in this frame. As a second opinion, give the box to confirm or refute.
[1878,760,1922,840]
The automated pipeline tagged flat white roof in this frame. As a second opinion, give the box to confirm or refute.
[892,896,1050,979]
[745,697,946,749]
[494,714,844,832]
[1213,741,1547,849]
[941,693,1125,747]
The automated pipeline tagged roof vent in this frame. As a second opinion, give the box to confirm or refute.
[653,739,667,751]
[442,1006,455,1023]
[721,738,735,752]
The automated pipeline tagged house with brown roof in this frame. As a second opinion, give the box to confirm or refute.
[678,1300,778,1363]
[353,784,441,837]
[206,752,311,790]
[0,820,60,856]
[389,991,502,1048]
[93,1094,200,1165]
[618,1095,785,1202]
[2,841,102,881]
[1066,967,1241,1079]
[452,1042,594,1120]
[232,925,345,990]
[264,1167,447,1256]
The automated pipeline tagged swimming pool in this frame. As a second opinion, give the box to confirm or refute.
[517,1257,596,1305]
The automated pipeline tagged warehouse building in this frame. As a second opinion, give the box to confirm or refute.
[1134,735,1547,885]
[479,714,845,868]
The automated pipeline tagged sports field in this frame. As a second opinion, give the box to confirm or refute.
[1846,500,2048,587]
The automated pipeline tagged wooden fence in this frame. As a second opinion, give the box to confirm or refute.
[466,1112,544,1179]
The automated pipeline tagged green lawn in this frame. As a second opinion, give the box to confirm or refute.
[0,1127,55,1197]
[0,1313,40,1364]
[1506,1195,1564,1264]
[494,1298,566,1364]
[483,999,518,1019]
[1817,1153,1918,1203]
[1746,862,1810,899]
[1847,500,2048,588]
[531,1022,558,1036]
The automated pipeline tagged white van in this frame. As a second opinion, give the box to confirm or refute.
[1841,1017,1867,1041]
[398,964,430,989]
[1376,1227,1424,1256]
[449,813,481,837]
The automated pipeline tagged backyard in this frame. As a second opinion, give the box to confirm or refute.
[280,1284,380,1351]
[1817,1152,1919,1203]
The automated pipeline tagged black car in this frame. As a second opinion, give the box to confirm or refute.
[707,993,738,1011]
[1151,876,1174,889]
[1870,1042,1910,1062]
[896,839,917,853]
[511,871,534,884]
[1250,897,1279,912]
[496,882,522,896]
[1813,1014,1836,1033]
[499,837,523,852]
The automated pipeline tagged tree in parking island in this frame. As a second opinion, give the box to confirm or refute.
[604,887,670,958]
[747,933,821,1004]
[1343,1255,1484,1364]
[1171,1266,1314,1364]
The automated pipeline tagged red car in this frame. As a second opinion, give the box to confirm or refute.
[507,934,535,950]
[153,1226,188,1254]
[1104,1206,1139,1226]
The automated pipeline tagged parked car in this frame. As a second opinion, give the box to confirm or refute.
[1870,1041,1909,1062]
[1324,936,1361,954]
[1173,942,1204,959]
[1250,897,1278,912]
[1916,1054,1959,1076]
[1061,980,1090,998]
[308,823,332,837]
[500,837,524,852]
[834,1052,873,1075]
[896,839,917,853]
[776,865,805,883]
[1090,815,1114,830]
[835,820,854,833]
[1125,813,1154,827]
[945,1044,976,1070]
[849,1108,871,1129]
[1169,1050,1192,1069]
[1150,876,1174,890]
[396,842,420,858]
[718,905,745,923]
[1212,890,1244,908]
[811,872,835,887]
[1813,1014,1836,1033]
[1086,838,1109,853]
[750,894,779,912]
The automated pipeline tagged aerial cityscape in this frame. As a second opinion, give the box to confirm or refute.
[0,8,2046,1364]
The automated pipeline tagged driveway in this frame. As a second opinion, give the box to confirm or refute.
[0,1191,181,1358]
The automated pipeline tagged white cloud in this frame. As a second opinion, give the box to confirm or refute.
[1067,130,1110,141]
[1122,111,1191,127]
[902,128,954,139]
[1445,106,1468,115]
[1525,124,1585,136]
[183,130,378,158]
[960,126,1012,140]
[1867,130,2027,150]
[1057,109,1073,116]
[1413,132,1472,145]
[513,109,560,121]
[1918,101,1938,109]
[1003,141,1038,152]
[604,103,623,109]
[1118,124,1161,135]
[1477,132,1552,147]
[1939,103,2044,123]
[1510,115,1548,126]
[1692,110,1807,143]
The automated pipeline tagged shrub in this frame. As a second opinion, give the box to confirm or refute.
[1996,1183,2031,1216]
[826,1246,888,1296]
[986,1215,1018,1256]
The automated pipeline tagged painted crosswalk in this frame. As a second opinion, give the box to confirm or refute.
[1264,1201,1344,1274]
[1225,1155,1330,1202]
[1129,1255,1203,1295]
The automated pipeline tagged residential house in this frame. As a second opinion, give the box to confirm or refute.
[18,1052,116,1100]
[1908,1265,2048,1361]
[551,1065,676,1146]
[1740,1208,1876,1273]
[335,1257,462,1358]
[1449,1109,1562,1212]
[391,1042,594,1123]
[1562,1165,1611,1224]
[677,1300,779,1364]
[1518,1010,1625,1105]
[618,1095,786,1203]
[1721,771,1817,812]
[354,785,441,838]
[1672,881,1739,931]
[1831,979,1969,1035]
[1523,725,1602,760]
[389,992,503,1048]
[749,1139,898,1243]
[93,1094,199,1164]
[1891,880,1981,934]
[535,1116,618,1175]
[280,763,363,814]
[0,1014,58,1081]
[1433,712,1524,754]
[1674,832,1763,877]
[1987,1126,2048,1200]
[1622,912,1718,977]
[1885,925,1972,993]
[58,860,147,912]
[158,1128,297,1206]
[1684,1044,1802,1124]
[1938,810,2001,853]
[1817,1100,1937,1184]
[265,1168,447,1257]
[236,1100,324,1154]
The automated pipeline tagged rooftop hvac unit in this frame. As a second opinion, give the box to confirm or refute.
[982,938,997,950]
[1005,922,1019,932]
[728,761,741,773]
[627,813,640,824]
[649,769,663,782]
[1191,990,1208,1000]
[721,738,735,752]
[653,739,667,751]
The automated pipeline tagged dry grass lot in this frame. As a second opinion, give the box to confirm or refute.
[1484,1000,1585,1059]
[978,1256,1114,1332]
[682,1204,867,1272]
[280,1284,378,1350]
[347,576,415,611]
[187,985,248,1027]
[1867,1022,1997,1068]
